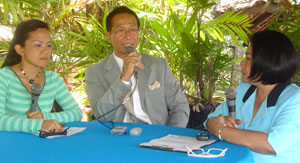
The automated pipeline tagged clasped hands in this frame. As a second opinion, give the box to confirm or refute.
[26,110,64,133]
[26,110,44,119]
[207,114,243,137]
[120,51,144,81]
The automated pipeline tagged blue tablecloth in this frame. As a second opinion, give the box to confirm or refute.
[0,121,253,163]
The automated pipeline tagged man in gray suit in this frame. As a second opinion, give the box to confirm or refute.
[85,6,189,127]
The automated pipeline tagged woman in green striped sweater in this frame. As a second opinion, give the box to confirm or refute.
[0,19,82,135]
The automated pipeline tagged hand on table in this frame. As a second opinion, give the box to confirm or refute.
[41,120,64,132]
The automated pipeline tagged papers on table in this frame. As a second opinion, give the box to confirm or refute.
[46,127,86,139]
[138,134,217,152]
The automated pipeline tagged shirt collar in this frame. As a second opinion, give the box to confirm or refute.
[242,81,291,107]
[113,52,123,72]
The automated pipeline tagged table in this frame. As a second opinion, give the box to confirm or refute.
[0,121,253,163]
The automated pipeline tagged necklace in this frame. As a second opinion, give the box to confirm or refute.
[19,65,41,85]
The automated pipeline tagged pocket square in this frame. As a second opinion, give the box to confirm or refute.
[149,81,160,91]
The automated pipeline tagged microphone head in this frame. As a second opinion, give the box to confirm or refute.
[31,83,43,96]
[225,87,236,100]
[125,46,136,54]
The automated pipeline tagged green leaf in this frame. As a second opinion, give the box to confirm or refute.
[95,0,101,8]
[186,7,200,32]
[69,32,88,41]
[219,24,238,43]
[8,1,18,23]
[81,23,91,42]
[151,21,175,45]
[181,32,193,50]
[171,13,185,34]
[16,3,24,20]
[200,31,206,41]
[213,26,225,42]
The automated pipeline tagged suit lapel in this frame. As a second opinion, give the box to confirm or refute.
[103,54,150,103]
[104,55,121,83]
[138,55,151,103]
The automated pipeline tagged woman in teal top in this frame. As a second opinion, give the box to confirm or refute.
[0,19,82,135]
[206,30,300,162]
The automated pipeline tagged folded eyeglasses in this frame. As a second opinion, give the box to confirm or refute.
[186,146,228,158]
[39,127,70,138]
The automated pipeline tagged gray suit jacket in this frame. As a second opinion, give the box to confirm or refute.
[85,53,190,127]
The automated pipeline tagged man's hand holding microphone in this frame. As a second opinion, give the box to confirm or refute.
[120,46,144,82]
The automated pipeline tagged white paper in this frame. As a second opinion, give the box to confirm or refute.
[46,127,86,139]
[139,134,217,152]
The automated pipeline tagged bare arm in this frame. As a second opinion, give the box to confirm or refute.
[207,115,275,154]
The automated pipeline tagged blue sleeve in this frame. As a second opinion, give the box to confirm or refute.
[267,92,300,156]
[204,102,229,128]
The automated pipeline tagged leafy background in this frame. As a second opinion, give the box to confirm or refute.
[0,0,299,123]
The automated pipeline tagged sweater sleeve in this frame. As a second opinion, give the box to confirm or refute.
[0,69,43,134]
[42,72,82,122]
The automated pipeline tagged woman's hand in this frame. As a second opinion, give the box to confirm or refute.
[26,110,44,119]
[207,114,243,136]
[224,116,242,128]
[40,120,64,132]
[207,114,226,136]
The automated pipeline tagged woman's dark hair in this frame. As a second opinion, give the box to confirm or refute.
[249,30,299,84]
[1,19,49,68]
[105,6,140,32]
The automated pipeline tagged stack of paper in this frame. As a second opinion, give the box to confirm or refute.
[138,134,217,152]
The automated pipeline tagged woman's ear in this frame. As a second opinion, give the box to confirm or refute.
[14,44,24,56]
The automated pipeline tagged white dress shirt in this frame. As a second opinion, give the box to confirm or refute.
[113,54,152,124]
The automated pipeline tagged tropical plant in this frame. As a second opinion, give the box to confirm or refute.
[0,0,101,108]
[148,0,251,105]
[269,0,300,85]
[0,0,252,109]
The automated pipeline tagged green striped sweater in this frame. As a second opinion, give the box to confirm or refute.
[0,67,82,134]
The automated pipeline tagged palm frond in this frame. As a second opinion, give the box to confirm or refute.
[202,11,252,44]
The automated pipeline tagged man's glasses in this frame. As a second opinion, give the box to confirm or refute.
[186,146,228,158]
[111,29,139,37]
[39,127,70,138]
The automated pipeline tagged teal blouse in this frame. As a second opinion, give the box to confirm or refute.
[0,67,82,134]
[206,82,300,163]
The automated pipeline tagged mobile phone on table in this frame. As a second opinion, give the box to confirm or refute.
[196,133,210,141]
[111,126,127,135]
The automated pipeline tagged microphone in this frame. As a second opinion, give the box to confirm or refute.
[29,83,43,112]
[95,47,138,121]
[125,46,137,55]
[225,87,236,119]
[125,46,140,72]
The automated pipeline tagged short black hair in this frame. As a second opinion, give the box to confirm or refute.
[1,19,49,68]
[248,30,299,84]
[105,6,140,32]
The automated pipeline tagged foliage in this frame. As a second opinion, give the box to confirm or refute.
[148,0,251,104]
[0,0,252,107]
[269,0,300,85]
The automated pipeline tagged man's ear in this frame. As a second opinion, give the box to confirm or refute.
[14,44,24,56]
[106,32,112,44]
